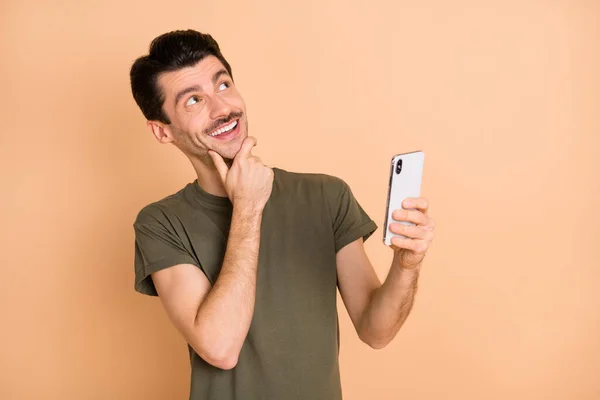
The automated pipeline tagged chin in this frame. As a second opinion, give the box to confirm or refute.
[226,133,247,159]
[222,147,242,161]
[213,142,243,162]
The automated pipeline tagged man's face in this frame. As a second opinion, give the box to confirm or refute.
[157,55,248,163]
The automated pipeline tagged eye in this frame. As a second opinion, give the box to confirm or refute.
[185,96,200,106]
[218,82,230,91]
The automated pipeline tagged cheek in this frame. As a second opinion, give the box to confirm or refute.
[186,110,210,133]
[170,118,200,144]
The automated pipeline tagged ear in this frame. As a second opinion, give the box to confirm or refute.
[147,120,174,144]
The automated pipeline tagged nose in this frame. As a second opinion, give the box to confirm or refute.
[208,94,232,120]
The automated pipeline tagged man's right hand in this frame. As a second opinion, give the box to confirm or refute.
[208,136,274,211]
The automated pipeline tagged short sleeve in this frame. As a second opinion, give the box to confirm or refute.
[133,206,201,296]
[324,176,378,253]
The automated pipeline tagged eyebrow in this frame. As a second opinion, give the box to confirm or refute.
[174,84,202,106]
[212,68,230,85]
[173,68,231,106]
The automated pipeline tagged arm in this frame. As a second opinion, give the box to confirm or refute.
[337,241,420,349]
[151,136,273,370]
[337,197,435,349]
[152,204,263,370]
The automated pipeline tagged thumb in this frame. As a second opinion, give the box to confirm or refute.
[208,150,228,183]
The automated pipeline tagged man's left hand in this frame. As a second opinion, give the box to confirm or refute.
[389,197,435,269]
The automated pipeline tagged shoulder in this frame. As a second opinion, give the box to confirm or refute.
[133,183,193,227]
[273,167,348,192]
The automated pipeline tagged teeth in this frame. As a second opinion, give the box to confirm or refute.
[210,120,238,137]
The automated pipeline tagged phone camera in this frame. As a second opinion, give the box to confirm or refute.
[396,159,403,174]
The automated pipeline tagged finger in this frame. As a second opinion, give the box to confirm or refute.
[392,209,428,226]
[208,150,229,182]
[391,237,428,254]
[237,136,257,159]
[402,197,429,214]
[424,217,436,231]
[249,155,263,164]
[389,223,429,240]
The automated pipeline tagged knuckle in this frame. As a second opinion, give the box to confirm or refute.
[408,210,417,222]
[392,237,404,247]
[411,242,421,253]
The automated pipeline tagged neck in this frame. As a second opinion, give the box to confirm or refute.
[192,156,230,198]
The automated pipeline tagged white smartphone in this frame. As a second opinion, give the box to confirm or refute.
[383,151,425,246]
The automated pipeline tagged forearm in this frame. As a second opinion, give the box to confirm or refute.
[194,204,262,363]
[358,254,420,348]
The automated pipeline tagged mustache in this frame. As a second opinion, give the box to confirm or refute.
[204,111,244,135]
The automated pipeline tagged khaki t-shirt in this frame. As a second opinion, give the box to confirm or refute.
[133,167,377,400]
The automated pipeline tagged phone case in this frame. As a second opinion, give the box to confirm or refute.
[383,151,425,246]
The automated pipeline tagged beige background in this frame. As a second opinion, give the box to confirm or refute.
[1,1,599,399]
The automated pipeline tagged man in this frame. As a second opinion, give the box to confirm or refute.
[130,29,435,399]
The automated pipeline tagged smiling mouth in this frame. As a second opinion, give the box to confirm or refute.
[209,120,238,137]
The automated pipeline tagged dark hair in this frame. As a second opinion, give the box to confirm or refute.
[129,30,233,124]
